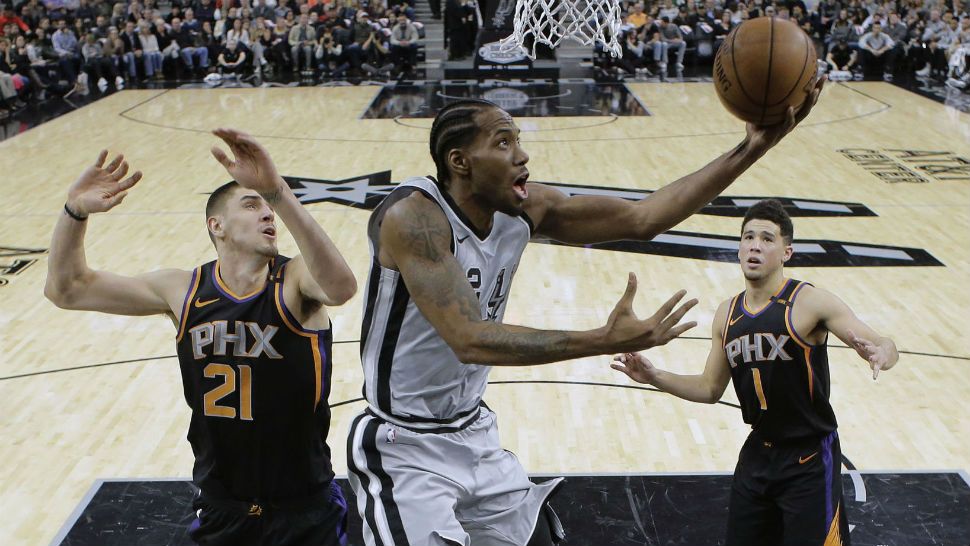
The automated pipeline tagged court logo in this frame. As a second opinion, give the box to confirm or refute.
[279,173,943,267]
[838,149,970,183]
[0,246,47,287]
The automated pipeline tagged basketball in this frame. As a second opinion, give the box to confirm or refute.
[713,17,818,125]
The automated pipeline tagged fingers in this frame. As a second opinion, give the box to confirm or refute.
[210,146,235,170]
[118,170,143,191]
[111,160,129,182]
[610,363,633,378]
[657,297,698,333]
[105,190,128,209]
[649,289,688,323]
[664,320,698,341]
[872,361,881,380]
[104,153,124,174]
[94,149,108,168]
[616,272,639,311]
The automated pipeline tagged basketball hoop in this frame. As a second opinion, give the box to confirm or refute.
[498,0,623,59]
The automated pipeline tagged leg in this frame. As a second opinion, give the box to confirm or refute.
[188,495,262,546]
[674,40,686,66]
[263,480,349,546]
[458,410,565,546]
[725,437,783,546]
[777,431,850,546]
[181,47,194,69]
[346,412,470,546]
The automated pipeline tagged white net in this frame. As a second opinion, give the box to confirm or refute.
[498,0,623,59]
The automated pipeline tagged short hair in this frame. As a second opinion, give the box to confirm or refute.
[429,99,499,184]
[741,199,793,244]
[205,181,241,243]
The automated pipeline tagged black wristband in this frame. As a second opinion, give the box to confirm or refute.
[64,203,88,221]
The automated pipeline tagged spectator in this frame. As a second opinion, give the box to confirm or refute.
[80,32,118,93]
[360,27,391,78]
[195,0,216,24]
[0,4,31,36]
[119,20,141,81]
[445,0,475,60]
[172,17,209,74]
[288,13,315,70]
[389,12,418,75]
[712,10,734,52]
[183,8,200,31]
[658,16,684,72]
[138,21,162,78]
[253,0,275,20]
[217,37,246,75]
[826,38,858,74]
[618,29,649,77]
[154,18,180,63]
[659,0,678,21]
[922,9,946,42]
[52,18,80,82]
[225,16,251,48]
[859,22,896,79]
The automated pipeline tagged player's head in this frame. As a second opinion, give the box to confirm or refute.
[205,181,278,257]
[739,199,793,281]
[429,99,530,217]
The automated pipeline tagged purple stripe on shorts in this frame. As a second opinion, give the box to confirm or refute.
[821,430,836,527]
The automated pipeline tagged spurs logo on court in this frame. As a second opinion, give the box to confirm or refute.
[258,173,943,267]
[189,320,283,360]
[0,245,47,287]
[725,334,793,368]
[838,149,970,183]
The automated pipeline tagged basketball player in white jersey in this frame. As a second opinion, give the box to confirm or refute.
[349,80,824,546]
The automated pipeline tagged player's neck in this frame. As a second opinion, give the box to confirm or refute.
[744,271,788,309]
[215,250,272,296]
[446,183,495,238]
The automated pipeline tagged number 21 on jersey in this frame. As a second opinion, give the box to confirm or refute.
[203,363,253,420]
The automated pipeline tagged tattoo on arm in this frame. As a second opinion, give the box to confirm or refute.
[477,323,572,360]
[402,210,449,262]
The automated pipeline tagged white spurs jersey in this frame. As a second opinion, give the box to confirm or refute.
[360,176,532,431]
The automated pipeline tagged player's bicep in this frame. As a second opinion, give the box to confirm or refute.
[813,287,881,347]
[57,268,188,317]
[381,197,484,350]
[528,183,644,244]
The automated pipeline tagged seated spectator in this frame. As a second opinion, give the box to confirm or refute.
[712,10,734,52]
[52,18,80,83]
[360,27,392,78]
[138,21,163,79]
[154,18,179,63]
[618,29,649,77]
[313,26,344,76]
[859,22,896,79]
[119,20,142,81]
[389,13,418,75]
[626,3,648,30]
[80,32,118,93]
[172,17,209,74]
[826,38,859,75]
[658,16,684,72]
[288,13,316,71]
[218,38,247,76]
[828,9,858,52]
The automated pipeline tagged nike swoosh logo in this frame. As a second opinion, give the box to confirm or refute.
[194,298,219,308]
[798,452,818,464]
[456,235,469,244]
[729,315,743,326]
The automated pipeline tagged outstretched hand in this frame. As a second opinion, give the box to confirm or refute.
[210,127,284,196]
[67,150,143,216]
[847,329,893,380]
[745,75,827,154]
[611,352,659,385]
[603,273,698,353]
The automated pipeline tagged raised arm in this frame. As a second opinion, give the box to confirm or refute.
[527,77,826,245]
[611,298,733,403]
[800,285,898,379]
[380,192,698,366]
[44,151,190,319]
[210,128,357,306]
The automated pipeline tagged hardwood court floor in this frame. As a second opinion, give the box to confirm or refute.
[0,82,968,545]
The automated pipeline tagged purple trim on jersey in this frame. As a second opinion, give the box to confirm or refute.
[786,282,816,347]
[330,480,349,545]
[274,277,331,336]
[821,430,836,527]
[211,263,267,303]
[741,278,791,318]
[178,268,199,330]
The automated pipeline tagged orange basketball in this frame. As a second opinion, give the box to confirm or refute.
[713,17,818,125]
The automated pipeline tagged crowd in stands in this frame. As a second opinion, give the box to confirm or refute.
[0,0,426,118]
[603,0,969,88]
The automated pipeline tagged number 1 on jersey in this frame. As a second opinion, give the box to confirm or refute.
[203,363,253,420]
[752,368,768,410]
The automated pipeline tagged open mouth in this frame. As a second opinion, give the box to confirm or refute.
[261,226,277,238]
[746,257,762,266]
[512,171,529,200]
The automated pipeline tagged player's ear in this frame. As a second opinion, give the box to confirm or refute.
[207,215,224,242]
[782,241,793,263]
[447,148,469,178]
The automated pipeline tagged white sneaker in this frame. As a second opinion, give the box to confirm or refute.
[675,62,684,70]
[916,66,931,77]
[115,76,125,90]
[97,77,108,92]
[76,73,89,96]
[882,72,893,81]
[946,77,967,89]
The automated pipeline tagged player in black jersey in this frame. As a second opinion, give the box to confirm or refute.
[611,199,898,546]
[44,129,357,546]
